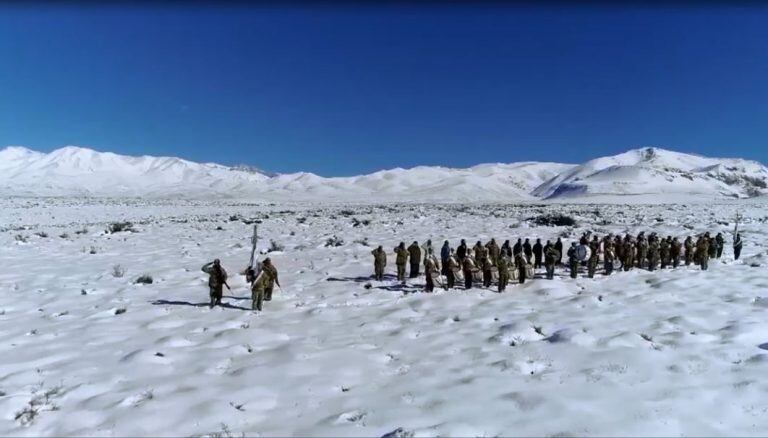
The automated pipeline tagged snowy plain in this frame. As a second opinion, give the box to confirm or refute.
[2,197,768,437]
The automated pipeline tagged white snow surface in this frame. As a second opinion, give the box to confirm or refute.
[1,198,768,436]
[3,145,767,201]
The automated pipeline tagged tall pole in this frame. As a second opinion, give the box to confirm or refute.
[249,224,258,269]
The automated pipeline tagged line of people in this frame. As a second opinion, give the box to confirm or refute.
[370,231,744,293]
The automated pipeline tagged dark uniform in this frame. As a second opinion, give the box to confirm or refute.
[408,241,421,278]
[554,238,564,265]
[532,239,543,269]
[734,233,743,260]
[567,243,579,279]
[715,233,725,259]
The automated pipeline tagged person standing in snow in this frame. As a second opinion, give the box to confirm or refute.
[456,239,468,262]
[671,237,682,268]
[407,241,421,278]
[424,249,438,293]
[513,238,523,257]
[446,249,459,289]
[501,240,512,259]
[481,255,493,288]
[554,238,564,266]
[696,235,710,270]
[202,259,229,308]
[715,233,725,259]
[567,242,579,279]
[659,236,670,269]
[497,255,510,292]
[486,238,501,266]
[603,238,615,275]
[371,245,387,281]
[707,232,717,260]
[532,238,543,269]
[684,236,695,265]
[251,257,280,311]
[440,240,451,275]
[422,239,434,267]
[587,236,600,278]
[636,234,648,269]
[462,250,478,289]
[733,233,743,260]
[523,238,533,263]
[544,241,559,280]
[515,252,528,284]
[473,240,488,267]
[394,242,408,282]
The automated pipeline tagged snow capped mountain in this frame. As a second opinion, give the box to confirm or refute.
[0,146,270,198]
[533,147,768,201]
[1,145,766,201]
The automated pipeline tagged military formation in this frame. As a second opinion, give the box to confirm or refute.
[370,231,744,292]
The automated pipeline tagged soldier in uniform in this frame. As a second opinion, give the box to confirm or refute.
[457,239,468,262]
[659,236,670,269]
[532,238,543,269]
[422,239,434,267]
[473,241,488,268]
[648,235,660,271]
[446,249,459,289]
[514,252,528,284]
[371,245,387,280]
[554,238,564,265]
[497,254,510,292]
[407,241,421,278]
[544,241,559,280]
[671,237,682,268]
[424,249,438,293]
[715,233,725,259]
[567,242,579,279]
[513,238,523,257]
[251,258,280,311]
[486,238,501,266]
[684,236,695,265]
[587,236,600,278]
[615,235,625,270]
[622,236,634,272]
[636,235,648,269]
[706,232,717,260]
[501,240,512,259]
[462,250,478,289]
[394,242,408,282]
[603,238,615,275]
[697,235,710,270]
[734,233,743,260]
[481,254,494,288]
[202,259,228,308]
[440,240,451,275]
[523,238,533,263]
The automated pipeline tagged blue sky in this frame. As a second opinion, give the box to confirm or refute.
[1,3,767,176]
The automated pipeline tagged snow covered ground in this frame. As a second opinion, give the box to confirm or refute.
[2,198,768,436]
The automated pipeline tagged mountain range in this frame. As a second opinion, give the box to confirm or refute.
[1,145,766,202]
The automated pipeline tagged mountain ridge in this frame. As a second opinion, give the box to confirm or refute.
[1,145,766,201]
